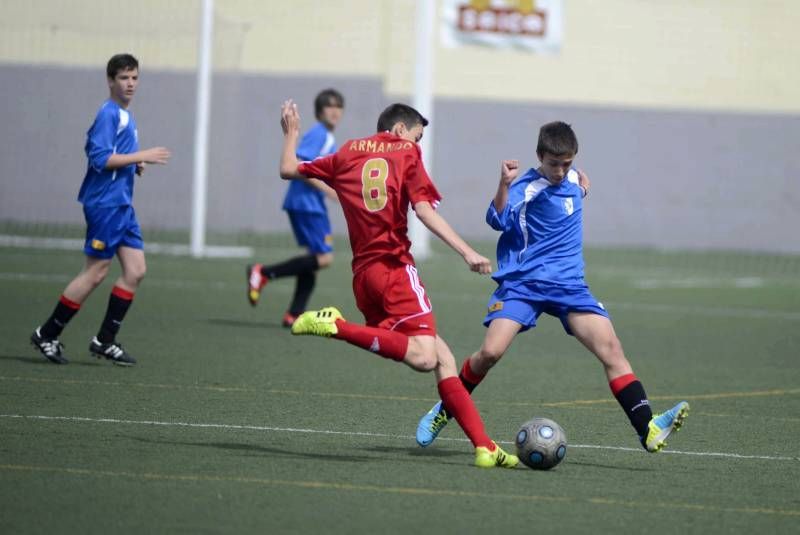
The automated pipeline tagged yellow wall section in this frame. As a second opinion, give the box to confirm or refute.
[1,0,797,112]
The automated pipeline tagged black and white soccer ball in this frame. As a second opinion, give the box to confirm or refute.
[515,417,567,470]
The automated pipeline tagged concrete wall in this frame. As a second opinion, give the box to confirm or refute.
[1,64,798,253]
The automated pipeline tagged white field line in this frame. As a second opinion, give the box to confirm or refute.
[1,270,798,321]
[0,235,252,258]
[1,413,796,463]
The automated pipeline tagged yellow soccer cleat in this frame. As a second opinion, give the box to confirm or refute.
[643,401,690,452]
[290,307,343,337]
[475,442,519,469]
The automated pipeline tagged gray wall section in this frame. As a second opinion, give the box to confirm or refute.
[1,64,799,253]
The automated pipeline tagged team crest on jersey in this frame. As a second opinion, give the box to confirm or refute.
[563,198,574,215]
[489,301,504,312]
[91,239,106,251]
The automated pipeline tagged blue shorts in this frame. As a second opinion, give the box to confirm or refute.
[484,280,609,336]
[83,205,143,259]
[288,211,333,254]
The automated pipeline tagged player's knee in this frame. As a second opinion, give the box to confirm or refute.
[477,344,505,367]
[407,353,437,372]
[316,253,334,268]
[87,262,111,287]
[597,335,624,363]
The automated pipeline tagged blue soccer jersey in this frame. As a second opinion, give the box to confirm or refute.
[282,122,337,214]
[487,168,585,285]
[78,99,139,207]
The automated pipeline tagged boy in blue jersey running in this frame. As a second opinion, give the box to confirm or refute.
[416,121,689,454]
[30,54,170,366]
[247,89,343,327]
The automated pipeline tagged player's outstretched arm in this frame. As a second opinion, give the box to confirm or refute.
[106,147,171,170]
[279,99,305,180]
[414,201,492,274]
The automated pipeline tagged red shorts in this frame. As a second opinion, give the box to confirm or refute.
[352,261,437,336]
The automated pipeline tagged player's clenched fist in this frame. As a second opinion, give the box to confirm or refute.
[500,159,519,186]
[464,250,493,275]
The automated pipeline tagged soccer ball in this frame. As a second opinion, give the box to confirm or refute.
[515,417,567,470]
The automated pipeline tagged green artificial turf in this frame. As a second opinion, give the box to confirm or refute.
[1,239,798,534]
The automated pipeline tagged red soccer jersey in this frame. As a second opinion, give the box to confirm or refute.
[297,131,441,274]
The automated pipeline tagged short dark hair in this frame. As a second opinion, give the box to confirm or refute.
[314,89,344,120]
[376,103,429,132]
[107,53,139,79]
[537,121,579,157]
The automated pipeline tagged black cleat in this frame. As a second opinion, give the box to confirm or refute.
[30,327,69,364]
[89,337,137,366]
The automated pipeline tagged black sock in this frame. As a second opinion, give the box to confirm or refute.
[97,287,134,344]
[613,379,653,438]
[260,254,319,280]
[40,296,81,339]
[288,271,316,316]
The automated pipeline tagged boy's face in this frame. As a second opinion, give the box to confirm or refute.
[538,151,575,185]
[108,67,139,106]
[319,103,343,130]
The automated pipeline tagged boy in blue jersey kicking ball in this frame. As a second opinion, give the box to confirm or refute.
[416,121,689,453]
[247,89,343,327]
[30,54,170,366]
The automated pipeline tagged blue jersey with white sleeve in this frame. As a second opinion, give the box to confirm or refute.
[487,168,585,285]
[78,99,139,207]
[282,122,336,214]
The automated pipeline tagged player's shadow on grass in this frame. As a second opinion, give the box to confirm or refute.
[127,435,374,463]
[206,318,285,330]
[0,354,101,367]
[126,436,470,466]
[567,460,656,473]
[364,445,463,458]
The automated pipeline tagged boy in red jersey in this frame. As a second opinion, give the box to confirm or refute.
[279,100,517,468]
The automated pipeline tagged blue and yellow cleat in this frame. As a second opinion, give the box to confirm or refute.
[643,401,690,452]
[475,442,519,469]
[290,307,343,337]
[416,401,449,447]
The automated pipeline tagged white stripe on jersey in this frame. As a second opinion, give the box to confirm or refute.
[566,169,579,185]
[320,132,336,156]
[517,178,549,260]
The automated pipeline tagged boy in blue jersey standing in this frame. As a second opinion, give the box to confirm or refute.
[30,54,170,366]
[247,89,343,327]
[416,121,689,454]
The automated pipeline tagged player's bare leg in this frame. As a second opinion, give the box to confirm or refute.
[31,256,111,364]
[567,312,688,452]
[63,256,113,303]
[88,246,144,366]
[417,319,521,447]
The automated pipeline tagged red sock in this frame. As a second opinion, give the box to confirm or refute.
[333,320,408,361]
[459,358,486,393]
[438,376,493,450]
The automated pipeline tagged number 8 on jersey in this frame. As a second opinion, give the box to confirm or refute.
[362,158,389,212]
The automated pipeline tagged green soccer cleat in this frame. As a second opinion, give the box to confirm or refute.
[643,401,690,452]
[475,442,519,469]
[290,307,343,337]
